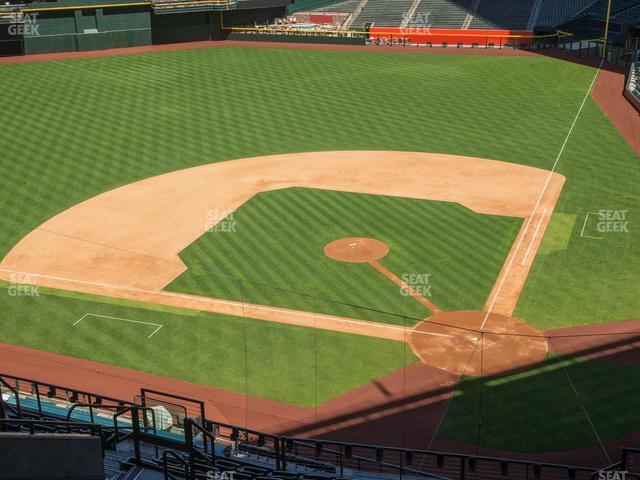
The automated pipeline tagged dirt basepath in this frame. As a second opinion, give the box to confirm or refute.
[369,260,442,314]
[0,151,564,339]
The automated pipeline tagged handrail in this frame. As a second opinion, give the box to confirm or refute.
[0,372,126,406]
[283,436,601,477]
[163,450,190,479]
[0,376,21,416]
[185,418,216,464]
[0,418,102,436]
[66,402,131,424]
[3,372,633,479]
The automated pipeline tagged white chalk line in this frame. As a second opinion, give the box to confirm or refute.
[521,208,548,266]
[480,60,603,332]
[0,268,460,340]
[580,212,604,240]
[549,338,611,464]
[73,313,163,339]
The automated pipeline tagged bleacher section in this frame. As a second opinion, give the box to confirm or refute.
[628,61,640,101]
[536,0,595,28]
[409,0,474,29]
[350,0,414,27]
[582,0,639,20]
[299,0,640,30]
[613,1,640,22]
[313,0,361,13]
[469,0,536,29]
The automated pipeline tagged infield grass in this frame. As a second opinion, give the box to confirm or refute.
[166,187,521,324]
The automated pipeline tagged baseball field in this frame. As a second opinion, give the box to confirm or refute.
[1,43,639,462]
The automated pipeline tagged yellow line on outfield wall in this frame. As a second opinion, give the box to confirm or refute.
[23,0,231,12]
[224,26,571,39]
[23,2,149,11]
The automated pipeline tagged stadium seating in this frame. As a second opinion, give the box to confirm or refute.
[313,0,361,13]
[629,61,640,101]
[350,0,415,27]
[614,1,640,22]
[409,0,474,29]
[535,0,594,28]
[300,0,640,29]
[582,0,640,20]
[469,0,536,29]
[3,371,622,480]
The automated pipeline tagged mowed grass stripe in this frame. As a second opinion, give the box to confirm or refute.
[0,284,413,406]
[168,188,520,322]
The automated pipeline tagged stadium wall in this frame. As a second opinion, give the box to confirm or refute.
[368,27,533,47]
[8,0,287,54]
[0,24,23,56]
[21,0,152,54]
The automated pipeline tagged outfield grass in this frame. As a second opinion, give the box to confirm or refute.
[1,47,637,330]
[0,48,639,452]
[166,187,521,324]
[438,354,640,451]
[0,282,415,406]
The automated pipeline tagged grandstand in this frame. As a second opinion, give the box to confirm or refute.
[295,0,640,31]
[628,57,640,101]
[409,0,474,30]
[583,0,639,20]
[536,0,595,28]
[2,372,638,479]
[469,0,535,29]
[350,0,415,27]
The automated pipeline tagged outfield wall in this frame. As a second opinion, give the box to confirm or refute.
[5,0,287,55]
[23,2,152,54]
[368,27,534,47]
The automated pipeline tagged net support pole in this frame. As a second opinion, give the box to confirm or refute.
[602,0,613,58]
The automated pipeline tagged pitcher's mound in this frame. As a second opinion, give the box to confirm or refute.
[410,311,548,377]
[324,237,389,263]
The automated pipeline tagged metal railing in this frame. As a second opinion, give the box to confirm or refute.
[3,371,639,480]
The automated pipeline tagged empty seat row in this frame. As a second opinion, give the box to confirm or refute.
[409,0,474,29]
[469,0,536,29]
[350,0,414,27]
[536,0,594,27]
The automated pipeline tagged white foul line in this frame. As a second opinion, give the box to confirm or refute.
[480,59,603,332]
[521,208,547,266]
[1,268,457,340]
[580,212,604,240]
[73,313,163,339]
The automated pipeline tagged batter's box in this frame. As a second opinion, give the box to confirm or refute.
[73,313,163,339]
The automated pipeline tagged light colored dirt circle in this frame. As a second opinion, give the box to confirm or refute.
[324,237,389,263]
[410,310,548,377]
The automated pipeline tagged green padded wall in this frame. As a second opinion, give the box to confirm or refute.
[23,2,151,54]
[0,23,23,55]
[151,12,211,44]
